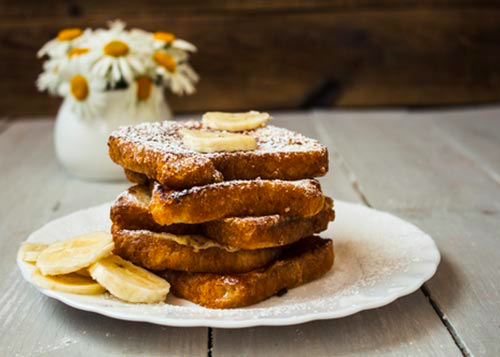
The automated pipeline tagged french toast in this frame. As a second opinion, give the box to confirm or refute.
[150,179,325,225]
[108,121,328,189]
[124,169,150,185]
[203,200,334,249]
[163,236,334,309]
[111,184,335,249]
[112,225,282,274]
[110,184,198,234]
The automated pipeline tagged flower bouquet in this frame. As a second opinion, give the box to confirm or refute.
[37,20,198,119]
[36,20,199,180]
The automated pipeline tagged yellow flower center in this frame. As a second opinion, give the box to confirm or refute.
[70,75,89,101]
[68,48,89,57]
[57,28,83,41]
[153,52,176,73]
[104,40,129,57]
[153,32,176,44]
[136,76,152,100]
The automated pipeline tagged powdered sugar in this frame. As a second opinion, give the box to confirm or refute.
[154,178,322,199]
[111,121,325,156]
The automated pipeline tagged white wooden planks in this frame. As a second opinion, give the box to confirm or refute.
[423,106,500,185]
[313,108,500,355]
[0,120,207,357]
[3,110,496,356]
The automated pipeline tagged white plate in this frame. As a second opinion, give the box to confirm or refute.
[17,201,440,328]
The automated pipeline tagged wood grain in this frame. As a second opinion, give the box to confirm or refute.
[213,112,460,357]
[2,3,500,116]
[214,294,459,357]
[313,108,500,355]
[2,110,499,355]
[423,107,500,185]
[0,120,208,356]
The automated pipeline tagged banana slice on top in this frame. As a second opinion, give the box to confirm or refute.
[36,232,114,276]
[202,111,271,132]
[89,255,170,304]
[18,242,48,263]
[181,129,256,153]
[32,269,105,295]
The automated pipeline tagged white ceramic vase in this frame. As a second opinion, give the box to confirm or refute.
[54,90,172,181]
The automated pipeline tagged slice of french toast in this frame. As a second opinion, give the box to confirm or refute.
[112,224,282,274]
[111,184,334,249]
[163,236,334,309]
[150,179,325,225]
[109,121,328,189]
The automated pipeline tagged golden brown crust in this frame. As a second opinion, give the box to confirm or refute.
[109,136,223,189]
[112,225,282,274]
[150,179,325,225]
[110,185,199,235]
[204,198,334,249]
[163,236,334,309]
[110,185,334,249]
[108,121,328,189]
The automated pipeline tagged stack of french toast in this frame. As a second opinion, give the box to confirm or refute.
[107,111,335,308]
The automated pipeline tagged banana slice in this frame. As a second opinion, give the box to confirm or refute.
[32,269,105,295]
[75,268,92,278]
[202,111,271,132]
[181,129,256,153]
[36,232,114,276]
[89,255,170,303]
[18,242,48,263]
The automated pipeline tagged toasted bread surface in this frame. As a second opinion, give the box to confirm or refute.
[203,198,334,249]
[111,185,334,249]
[109,121,328,189]
[163,236,334,309]
[150,179,325,225]
[112,225,282,274]
[110,185,199,234]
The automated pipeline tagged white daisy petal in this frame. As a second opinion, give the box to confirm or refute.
[118,57,133,81]
[173,39,197,52]
[128,56,145,73]
[111,62,121,82]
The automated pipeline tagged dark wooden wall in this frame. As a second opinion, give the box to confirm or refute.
[2,0,500,117]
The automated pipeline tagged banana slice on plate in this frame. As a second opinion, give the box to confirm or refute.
[181,129,256,153]
[89,255,170,304]
[18,242,48,263]
[32,269,105,295]
[74,268,92,278]
[202,111,271,132]
[36,232,114,276]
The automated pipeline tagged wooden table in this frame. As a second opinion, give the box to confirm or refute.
[1,107,499,356]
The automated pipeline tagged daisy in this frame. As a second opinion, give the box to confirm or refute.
[167,63,199,95]
[129,28,196,53]
[130,76,165,119]
[152,46,192,77]
[56,47,92,75]
[37,28,89,58]
[59,63,106,119]
[152,31,197,52]
[36,59,62,95]
[82,22,146,84]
